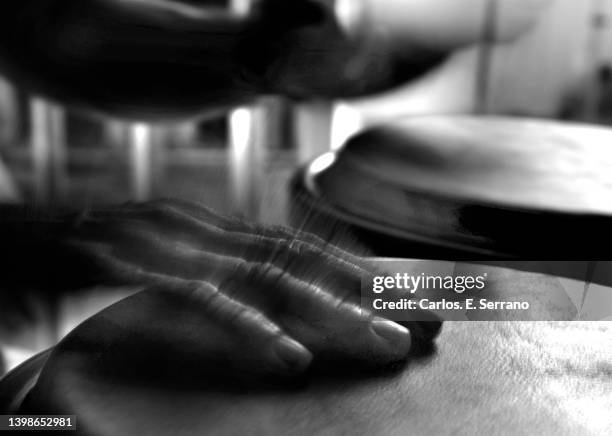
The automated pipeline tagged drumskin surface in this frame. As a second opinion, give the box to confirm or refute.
[325,116,612,215]
[308,116,612,257]
[17,267,612,435]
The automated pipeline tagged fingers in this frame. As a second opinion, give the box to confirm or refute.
[73,238,413,367]
[82,229,440,354]
[81,200,374,301]
[219,262,413,366]
[168,279,314,375]
[67,200,436,370]
[153,198,366,262]
[86,197,368,272]
[76,220,366,312]
[65,250,314,377]
[148,198,367,262]
[156,199,374,293]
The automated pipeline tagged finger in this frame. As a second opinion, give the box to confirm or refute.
[72,216,442,346]
[73,204,440,354]
[70,231,437,363]
[83,198,371,281]
[128,200,374,298]
[63,244,314,376]
[75,219,369,312]
[170,197,371,259]
[138,198,368,264]
[165,278,314,376]
[220,262,413,366]
[73,237,411,365]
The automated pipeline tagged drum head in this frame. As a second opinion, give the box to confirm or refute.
[294,116,612,258]
[15,283,612,435]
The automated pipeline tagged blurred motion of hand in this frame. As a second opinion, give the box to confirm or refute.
[0,0,553,119]
[1,200,443,377]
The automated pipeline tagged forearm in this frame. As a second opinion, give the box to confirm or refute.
[0,0,257,119]
[0,0,442,120]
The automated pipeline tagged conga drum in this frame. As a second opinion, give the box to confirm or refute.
[291,116,612,259]
[1,281,611,435]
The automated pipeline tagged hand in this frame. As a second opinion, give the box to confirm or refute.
[10,199,440,377]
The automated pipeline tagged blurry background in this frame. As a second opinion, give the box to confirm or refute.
[2,0,612,373]
[2,0,612,217]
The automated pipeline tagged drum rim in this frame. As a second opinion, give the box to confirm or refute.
[334,114,612,216]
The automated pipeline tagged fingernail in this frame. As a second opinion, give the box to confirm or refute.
[371,317,411,347]
[272,337,313,373]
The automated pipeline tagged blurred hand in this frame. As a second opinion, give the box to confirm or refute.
[15,199,440,377]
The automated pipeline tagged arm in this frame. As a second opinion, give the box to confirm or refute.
[0,0,454,120]
[0,0,554,120]
[0,0,256,119]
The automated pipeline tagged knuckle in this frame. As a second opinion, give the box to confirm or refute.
[243,260,292,292]
[185,281,222,310]
[332,288,367,319]
[232,260,254,280]
[250,261,279,283]
[141,201,181,223]
[264,238,293,265]
[209,288,281,337]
